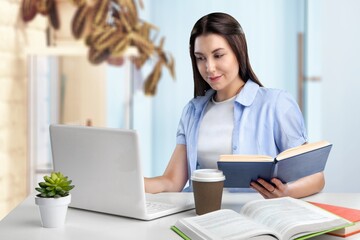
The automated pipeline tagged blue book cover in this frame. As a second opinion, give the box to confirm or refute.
[217,141,332,188]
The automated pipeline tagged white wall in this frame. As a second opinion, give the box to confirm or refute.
[317,0,360,192]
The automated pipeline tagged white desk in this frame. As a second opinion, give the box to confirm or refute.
[1,192,360,240]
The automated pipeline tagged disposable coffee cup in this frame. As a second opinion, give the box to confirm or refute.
[191,169,225,215]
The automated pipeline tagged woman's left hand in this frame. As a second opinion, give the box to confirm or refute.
[250,178,289,199]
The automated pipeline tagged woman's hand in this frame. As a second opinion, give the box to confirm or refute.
[250,178,289,199]
[250,172,325,199]
[144,144,188,193]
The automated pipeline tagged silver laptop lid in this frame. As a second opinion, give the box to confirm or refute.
[50,124,147,217]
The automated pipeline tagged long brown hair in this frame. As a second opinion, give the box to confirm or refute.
[189,12,263,97]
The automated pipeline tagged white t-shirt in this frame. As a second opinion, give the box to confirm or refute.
[197,95,236,169]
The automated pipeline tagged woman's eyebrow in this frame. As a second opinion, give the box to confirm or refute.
[194,48,225,55]
[212,48,225,53]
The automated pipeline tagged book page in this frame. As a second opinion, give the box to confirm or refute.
[219,155,273,162]
[276,141,330,160]
[177,209,279,240]
[240,197,350,240]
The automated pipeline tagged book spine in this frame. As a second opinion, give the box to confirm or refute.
[171,226,191,240]
[271,162,278,179]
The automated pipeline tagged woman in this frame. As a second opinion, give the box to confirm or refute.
[145,12,324,199]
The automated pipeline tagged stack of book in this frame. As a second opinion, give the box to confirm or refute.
[309,201,360,238]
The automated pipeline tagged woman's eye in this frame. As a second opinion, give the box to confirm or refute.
[195,56,205,61]
[214,54,224,59]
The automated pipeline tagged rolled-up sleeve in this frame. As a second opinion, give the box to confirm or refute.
[274,91,308,152]
[176,103,192,145]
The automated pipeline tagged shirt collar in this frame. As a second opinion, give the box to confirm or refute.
[192,89,215,114]
[192,79,260,111]
[235,79,259,107]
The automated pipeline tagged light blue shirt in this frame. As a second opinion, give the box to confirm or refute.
[176,79,308,189]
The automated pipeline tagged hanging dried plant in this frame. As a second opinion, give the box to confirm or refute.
[21,0,60,29]
[21,0,176,96]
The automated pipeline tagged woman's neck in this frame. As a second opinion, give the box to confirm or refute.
[214,81,245,102]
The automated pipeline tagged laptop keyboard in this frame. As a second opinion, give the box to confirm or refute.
[146,201,176,214]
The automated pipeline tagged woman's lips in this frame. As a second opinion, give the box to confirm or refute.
[208,75,222,81]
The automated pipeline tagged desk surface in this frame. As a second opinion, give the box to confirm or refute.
[1,192,360,240]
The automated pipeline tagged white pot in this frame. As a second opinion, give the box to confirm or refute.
[35,194,71,228]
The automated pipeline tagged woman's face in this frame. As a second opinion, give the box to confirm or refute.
[194,33,243,100]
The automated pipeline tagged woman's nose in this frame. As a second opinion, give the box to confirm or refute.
[206,59,215,73]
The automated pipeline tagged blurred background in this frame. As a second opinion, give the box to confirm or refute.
[1,0,360,220]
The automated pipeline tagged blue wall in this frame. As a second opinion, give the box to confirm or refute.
[148,0,304,176]
[107,0,305,176]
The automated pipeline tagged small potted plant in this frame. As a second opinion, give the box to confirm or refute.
[35,172,75,228]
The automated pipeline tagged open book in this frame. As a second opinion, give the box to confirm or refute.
[217,141,332,188]
[172,197,352,240]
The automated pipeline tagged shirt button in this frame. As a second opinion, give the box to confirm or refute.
[233,146,237,150]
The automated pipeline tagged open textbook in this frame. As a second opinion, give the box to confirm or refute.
[172,197,352,240]
[218,141,332,188]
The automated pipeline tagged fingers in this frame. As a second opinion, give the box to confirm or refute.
[257,178,276,192]
[271,178,284,191]
[250,181,271,199]
[250,178,287,199]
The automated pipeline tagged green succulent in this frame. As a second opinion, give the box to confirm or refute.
[35,172,75,198]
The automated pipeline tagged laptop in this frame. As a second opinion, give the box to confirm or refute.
[49,124,194,220]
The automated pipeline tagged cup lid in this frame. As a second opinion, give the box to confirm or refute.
[191,169,225,182]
